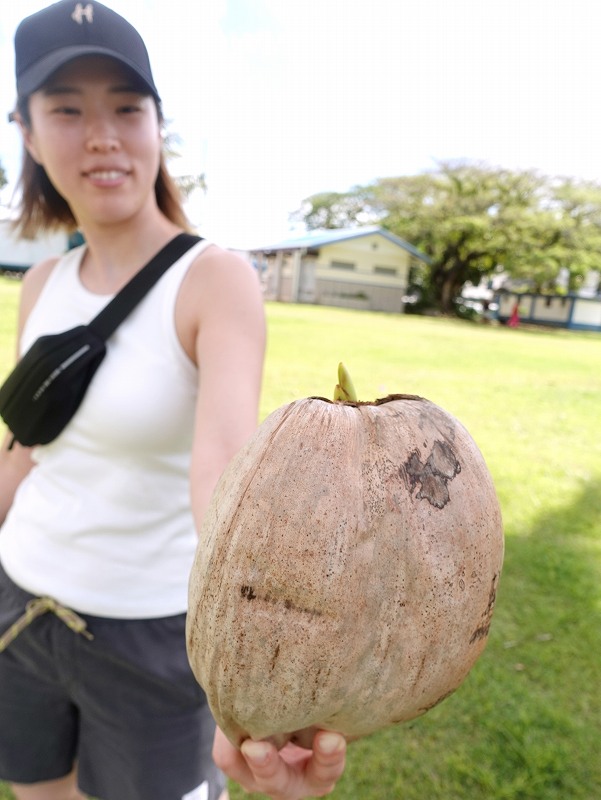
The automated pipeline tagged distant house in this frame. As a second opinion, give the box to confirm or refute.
[249,226,430,313]
[0,218,68,274]
[497,290,601,332]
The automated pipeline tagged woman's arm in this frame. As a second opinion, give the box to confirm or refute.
[184,246,266,528]
[182,248,346,798]
[0,257,58,526]
[0,434,35,526]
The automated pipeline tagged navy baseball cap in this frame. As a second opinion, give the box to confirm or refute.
[14,0,161,101]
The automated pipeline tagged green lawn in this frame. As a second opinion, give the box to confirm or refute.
[1,282,600,799]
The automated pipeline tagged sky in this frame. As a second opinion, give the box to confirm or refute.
[1,0,601,249]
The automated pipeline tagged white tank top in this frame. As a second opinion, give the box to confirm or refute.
[0,239,212,618]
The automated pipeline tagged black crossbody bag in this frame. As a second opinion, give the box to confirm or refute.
[0,233,201,448]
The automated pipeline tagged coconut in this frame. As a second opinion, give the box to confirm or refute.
[186,385,503,749]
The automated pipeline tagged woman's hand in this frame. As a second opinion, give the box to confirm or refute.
[213,726,346,799]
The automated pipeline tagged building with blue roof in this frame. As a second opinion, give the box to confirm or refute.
[249,226,430,313]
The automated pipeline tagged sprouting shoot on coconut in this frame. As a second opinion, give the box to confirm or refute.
[186,364,504,749]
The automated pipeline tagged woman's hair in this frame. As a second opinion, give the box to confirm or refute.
[11,95,192,239]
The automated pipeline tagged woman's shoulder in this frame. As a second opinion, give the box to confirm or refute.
[186,244,264,319]
[18,255,62,328]
[189,243,262,290]
[174,242,265,361]
[23,254,62,284]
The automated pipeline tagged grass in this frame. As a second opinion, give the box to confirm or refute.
[0,277,19,378]
[1,284,600,799]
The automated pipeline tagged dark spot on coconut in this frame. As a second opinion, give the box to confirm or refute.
[418,687,457,714]
[401,440,461,509]
[270,643,280,672]
[469,573,499,644]
[288,601,323,618]
[469,621,491,643]
[412,653,428,689]
[241,585,257,600]
[311,666,323,703]
[485,573,499,615]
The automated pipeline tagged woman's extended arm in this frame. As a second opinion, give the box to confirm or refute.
[0,258,58,526]
[0,434,35,527]
[183,247,346,799]
[185,246,266,527]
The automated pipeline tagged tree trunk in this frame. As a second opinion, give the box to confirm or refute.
[440,278,456,314]
[435,261,464,314]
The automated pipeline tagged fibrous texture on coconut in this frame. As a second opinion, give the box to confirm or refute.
[187,394,504,748]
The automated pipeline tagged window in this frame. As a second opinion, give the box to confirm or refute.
[374,265,397,276]
[330,260,355,270]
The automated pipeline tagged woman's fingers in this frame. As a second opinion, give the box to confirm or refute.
[300,731,347,796]
[213,727,346,800]
[241,739,298,797]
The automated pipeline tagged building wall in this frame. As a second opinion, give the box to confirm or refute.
[0,220,68,271]
[311,234,411,312]
[316,278,406,312]
[498,293,532,319]
[531,295,572,324]
[316,235,410,289]
[258,232,421,312]
[572,298,601,328]
[498,290,601,331]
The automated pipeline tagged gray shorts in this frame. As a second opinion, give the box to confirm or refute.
[0,561,226,800]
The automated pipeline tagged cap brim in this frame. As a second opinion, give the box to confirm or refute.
[16,45,160,102]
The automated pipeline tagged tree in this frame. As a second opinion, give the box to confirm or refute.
[294,161,601,313]
[174,173,207,200]
[292,190,370,229]
[162,129,207,201]
[0,160,7,193]
[546,179,601,289]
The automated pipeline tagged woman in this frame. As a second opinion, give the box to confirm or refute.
[0,2,346,799]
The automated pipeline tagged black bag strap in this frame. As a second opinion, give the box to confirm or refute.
[87,233,202,340]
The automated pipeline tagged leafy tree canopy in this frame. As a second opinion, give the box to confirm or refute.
[293,161,601,313]
[175,173,207,199]
[162,129,207,200]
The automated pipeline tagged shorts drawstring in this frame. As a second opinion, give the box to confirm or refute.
[0,596,94,653]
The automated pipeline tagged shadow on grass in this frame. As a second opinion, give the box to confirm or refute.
[453,476,601,799]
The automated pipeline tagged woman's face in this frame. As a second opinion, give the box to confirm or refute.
[22,55,163,229]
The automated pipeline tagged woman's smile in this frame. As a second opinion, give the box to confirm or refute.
[83,167,131,187]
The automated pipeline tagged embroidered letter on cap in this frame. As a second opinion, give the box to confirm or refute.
[72,3,94,24]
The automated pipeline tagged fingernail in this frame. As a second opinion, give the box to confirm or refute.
[318,732,345,755]
[241,740,271,765]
